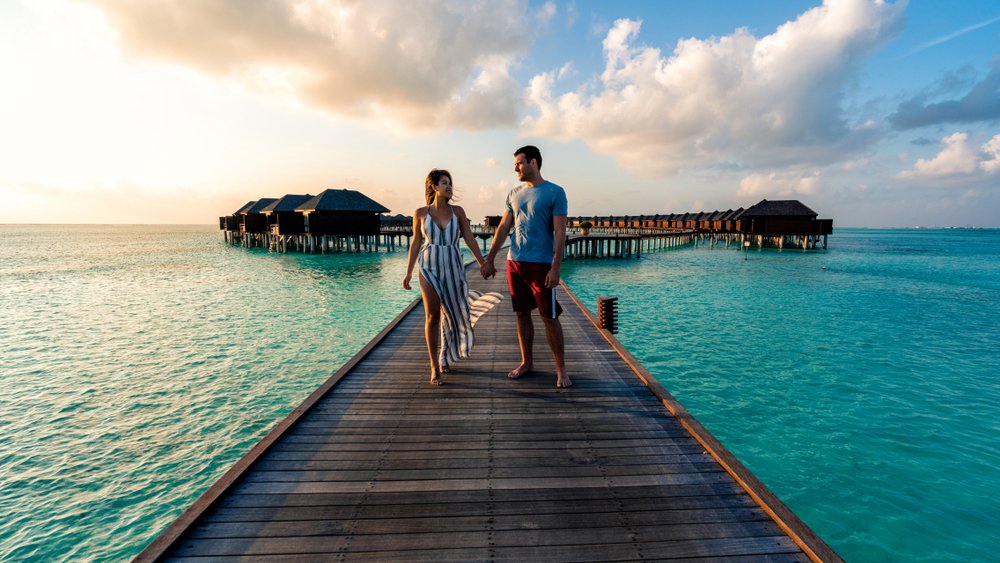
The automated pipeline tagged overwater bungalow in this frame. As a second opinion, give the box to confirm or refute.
[730,208,747,232]
[721,208,743,232]
[737,199,832,248]
[380,214,411,230]
[711,210,732,232]
[695,211,712,231]
[218,200,252,232]
[740,199,833,236]
[261,194,313,235]
[241,198,278,234]
[296,189,390,236]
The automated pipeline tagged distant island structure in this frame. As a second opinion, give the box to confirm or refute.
[221,188,390,252]
[564,199,832,249]
[220,190,832,255]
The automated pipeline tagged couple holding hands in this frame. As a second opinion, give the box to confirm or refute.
[403,145,571,388]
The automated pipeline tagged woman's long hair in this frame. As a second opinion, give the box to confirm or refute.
[425,169,453,205]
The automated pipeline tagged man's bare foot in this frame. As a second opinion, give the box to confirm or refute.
[556,372,572,388]
[507,364,533,379]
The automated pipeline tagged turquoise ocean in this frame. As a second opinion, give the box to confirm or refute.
[0,225,996,561]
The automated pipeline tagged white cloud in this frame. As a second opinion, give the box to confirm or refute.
[896,132,990,179]
[842,157,872,171]
[980,134,1000,173]
[557,62,575,80]
[737,171,822,198]
[537,2,557,26]
[523,0,905,176]
[85,0,533,131]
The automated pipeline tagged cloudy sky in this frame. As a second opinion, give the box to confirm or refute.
[2,0,999,227]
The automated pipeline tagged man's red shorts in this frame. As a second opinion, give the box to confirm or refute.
[507,260,563,319]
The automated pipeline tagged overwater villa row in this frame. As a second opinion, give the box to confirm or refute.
[220,188,833,255]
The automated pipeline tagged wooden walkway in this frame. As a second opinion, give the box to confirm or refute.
[138,262,840,562]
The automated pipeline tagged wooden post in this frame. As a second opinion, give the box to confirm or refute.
[597,296,618,333]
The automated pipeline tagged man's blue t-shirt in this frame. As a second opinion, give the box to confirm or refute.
[505,181,568,264]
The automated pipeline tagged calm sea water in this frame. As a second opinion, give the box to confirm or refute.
[562,228,1000,562]
[0,225,996,561]
[0,225,414,561]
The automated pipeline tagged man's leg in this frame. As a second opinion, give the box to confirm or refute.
[541,316,570,387]
[509,309,534,378]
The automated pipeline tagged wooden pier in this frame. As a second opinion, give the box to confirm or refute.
[136,262,840,562]
[225,226,699,259]
[565,230,696,258]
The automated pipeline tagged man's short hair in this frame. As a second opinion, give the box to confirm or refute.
[514,145,542,170]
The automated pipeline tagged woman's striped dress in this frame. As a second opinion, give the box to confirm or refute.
[419,211,502,368]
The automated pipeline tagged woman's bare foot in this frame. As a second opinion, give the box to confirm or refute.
[507,364,533,379]
[429,367,444,385]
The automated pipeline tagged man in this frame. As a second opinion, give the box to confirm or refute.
[482,145,570,388]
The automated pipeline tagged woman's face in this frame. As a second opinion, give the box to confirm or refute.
[435,175,453,198]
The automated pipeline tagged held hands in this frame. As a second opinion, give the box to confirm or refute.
[480,261,496,279]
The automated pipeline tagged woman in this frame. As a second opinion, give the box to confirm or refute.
[403,169,502,385]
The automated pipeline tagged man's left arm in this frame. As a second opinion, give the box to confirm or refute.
[546,214,567,288]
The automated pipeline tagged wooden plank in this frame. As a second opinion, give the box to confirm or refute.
[215,481,751,511]
[170,526,796,558]
[237,461,724,483]
[206,493,761,522]
[186,508,774,539]
[228,473,734,496]
[251,452,716,471]
[166,547,806,563]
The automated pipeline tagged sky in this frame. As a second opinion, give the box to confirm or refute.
[1,0,999,228]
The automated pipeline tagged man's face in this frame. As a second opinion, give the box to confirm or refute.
[514,153,532,182]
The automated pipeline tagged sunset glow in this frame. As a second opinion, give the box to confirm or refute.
[2,0,998,227]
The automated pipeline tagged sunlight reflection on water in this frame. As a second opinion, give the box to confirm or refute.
[0,226,414,561]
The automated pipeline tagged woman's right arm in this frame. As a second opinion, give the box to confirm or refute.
[403,210,423,290]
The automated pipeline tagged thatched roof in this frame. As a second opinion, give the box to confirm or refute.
[297,189,390,213]
[742,199,818,218]
[234,200,257,214]
[262,194,313,213]
[244,198,278,214]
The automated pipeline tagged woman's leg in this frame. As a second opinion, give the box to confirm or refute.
[418,274,444,384]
